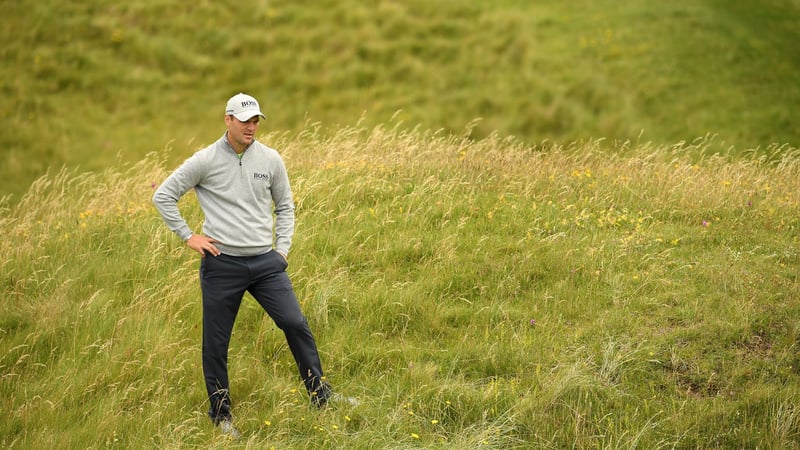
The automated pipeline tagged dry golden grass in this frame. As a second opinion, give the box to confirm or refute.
[2,126,799,448]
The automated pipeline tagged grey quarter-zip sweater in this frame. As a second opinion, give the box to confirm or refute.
[152,133,295,257]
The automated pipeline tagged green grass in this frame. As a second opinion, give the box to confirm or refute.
[2,0,800,447]
[2,125,799,448]
[1,0,799,200]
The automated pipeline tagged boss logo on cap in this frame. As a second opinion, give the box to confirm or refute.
[241,100,258,108]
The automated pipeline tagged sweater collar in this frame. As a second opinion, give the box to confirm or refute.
[221,132,254,156]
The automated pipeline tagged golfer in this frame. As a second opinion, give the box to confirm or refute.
[152,93,331,437]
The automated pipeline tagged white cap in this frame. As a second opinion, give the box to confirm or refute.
[225,93,266,121]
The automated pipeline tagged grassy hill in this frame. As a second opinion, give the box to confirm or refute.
[2,127,799,448]
[2,0,800,448]
[1,0,799,200]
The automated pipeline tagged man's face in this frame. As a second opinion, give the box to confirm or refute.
[225,115,260,152]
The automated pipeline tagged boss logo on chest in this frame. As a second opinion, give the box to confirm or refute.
[253,172,270,182]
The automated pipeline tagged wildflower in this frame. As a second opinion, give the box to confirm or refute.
[110,28,124,43]
[529,319,536,326]
[702,220,710,227]
[431,419,439,424]
[264,420,271,426]
[411,433,420,439]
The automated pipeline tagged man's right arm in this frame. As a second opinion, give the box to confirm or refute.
[153,156,220,257]
[152,159,199,241]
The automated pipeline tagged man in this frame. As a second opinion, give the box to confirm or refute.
[152,93,331,437]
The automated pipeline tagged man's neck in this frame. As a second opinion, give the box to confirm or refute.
[225,132,246,154]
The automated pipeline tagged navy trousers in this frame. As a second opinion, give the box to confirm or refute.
[199,250,325,422]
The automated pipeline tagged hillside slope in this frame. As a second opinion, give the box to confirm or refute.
[1,0,798,200]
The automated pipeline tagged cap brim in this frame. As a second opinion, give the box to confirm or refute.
[232,111,266,121]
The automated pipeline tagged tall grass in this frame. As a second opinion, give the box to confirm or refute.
[2,125,799,448]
